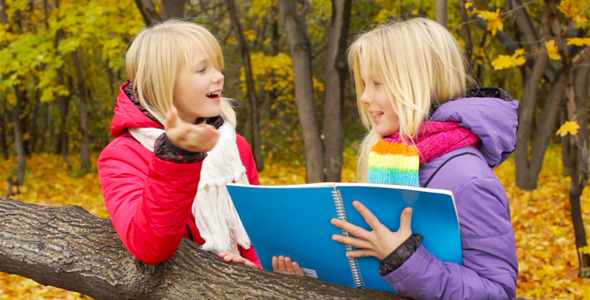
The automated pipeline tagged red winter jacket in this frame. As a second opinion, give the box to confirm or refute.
[98,81,261,266]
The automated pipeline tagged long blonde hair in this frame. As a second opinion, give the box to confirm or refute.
[126,19,236,127]
[348,18,468,182]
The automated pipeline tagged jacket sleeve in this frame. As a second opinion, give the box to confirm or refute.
[98,138,201,264]
[236,134,262,266]
[237,134,260,185]
[382,177,518,300]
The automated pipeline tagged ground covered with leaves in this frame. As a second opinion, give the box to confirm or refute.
[0,146,588,299]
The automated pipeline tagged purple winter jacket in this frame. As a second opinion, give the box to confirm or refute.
[383,97,519,299]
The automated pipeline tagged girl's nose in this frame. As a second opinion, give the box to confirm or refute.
[360,89,370,104]
[213,70,224,83]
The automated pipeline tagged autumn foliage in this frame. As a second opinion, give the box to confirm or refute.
[0,145,588,299]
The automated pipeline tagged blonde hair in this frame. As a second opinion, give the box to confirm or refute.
[126,19,236,127]
[348,18,468,182]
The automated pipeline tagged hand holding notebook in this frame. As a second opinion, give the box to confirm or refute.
[227,182,462,293]
[331,201,413,260]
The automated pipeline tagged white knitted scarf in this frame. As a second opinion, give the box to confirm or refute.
[129,123,251,256]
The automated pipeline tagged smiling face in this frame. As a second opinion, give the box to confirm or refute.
[173,47,224,123]
[359,69,399,137]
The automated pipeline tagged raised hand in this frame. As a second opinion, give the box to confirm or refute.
[164,106,219,152]
[331,201,413,260]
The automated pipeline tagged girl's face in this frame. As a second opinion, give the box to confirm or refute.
[360,70,399,137]
[173,47,224,123]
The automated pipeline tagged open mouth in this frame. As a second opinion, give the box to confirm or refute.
[206,92,221,98]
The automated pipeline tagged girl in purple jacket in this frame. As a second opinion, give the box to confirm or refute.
[331,18,519,299]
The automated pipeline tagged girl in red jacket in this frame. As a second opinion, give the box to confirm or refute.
[98,19,262,267]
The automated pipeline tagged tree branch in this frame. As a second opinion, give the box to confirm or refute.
[0,197,402,299]
[133,0,162,26]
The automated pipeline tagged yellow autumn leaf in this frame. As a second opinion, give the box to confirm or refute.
[474,8,503,36]
[558,0,589,24]
[567,37,590,46]
[545,40,561,60]
[492,48,526,70]
[558,0,578,18]
[556,120,580,136]
[243,29,257,42]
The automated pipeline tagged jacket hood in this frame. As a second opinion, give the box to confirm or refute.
[430,97,519,168]
[110,81,163,138]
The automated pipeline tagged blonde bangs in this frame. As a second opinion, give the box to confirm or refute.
[350,18,468,182]
[125,20,235,126]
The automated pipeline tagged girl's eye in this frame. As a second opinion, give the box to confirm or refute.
[373,81,381,86]
[197,67,206,73]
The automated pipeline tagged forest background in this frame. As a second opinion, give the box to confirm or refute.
[0,0,589,299]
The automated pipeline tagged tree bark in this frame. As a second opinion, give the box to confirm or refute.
[458,0,473,64]
[548,0,590,277]
[134,0,162,26]
[12,85,26,186]
[0,108,7,159]
[72,50,90,171]
[225,0,264,171]
[514,51,549,190]
[0,197,403,299]
[322,0,351,182]
[436,0,447,28]
[162,0,186,20]
[277,0,325,183]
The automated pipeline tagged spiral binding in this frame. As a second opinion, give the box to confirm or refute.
[332,188,365,289]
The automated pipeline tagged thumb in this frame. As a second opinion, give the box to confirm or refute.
[165,106,179,130]
[398,207,413,236]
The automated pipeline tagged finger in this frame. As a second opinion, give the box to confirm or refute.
[352,200,383,230]
[346,249,377,258]
[292,261,305,276]
[218,252,231,261]
[272,256,278,271]
[331,233,374,250]
[284,257,295,274]
[165,105,179,130]
[277,256,287,273]
[398,207,413,236]
[330,218,369,238]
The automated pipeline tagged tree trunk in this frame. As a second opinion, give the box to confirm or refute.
[572,64,590,278]
[548,0,590,278]
[225,0,264,171]
[0,197,403,299]
[0,109,8,159]
[134,0,162,26]
[514,52,549,190]
[56,87,70,160]
[277,0,325,183]
[0,0,7,24]
[458,0,473,64]
[72,50,90,171]
[436,0,447,28]
[28,90,40,153]
[162,0,186,20]
[322,0,351,182]
[12,85,26,186]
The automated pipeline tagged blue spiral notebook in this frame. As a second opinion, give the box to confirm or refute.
[227,182,462,292]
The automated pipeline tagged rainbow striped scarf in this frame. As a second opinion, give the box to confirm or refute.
[368,121,480,186]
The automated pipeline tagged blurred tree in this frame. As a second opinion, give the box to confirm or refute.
[467,0,590,278]
[225,0,264,171]
[0,0,143,183]
[276,0,351,182]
